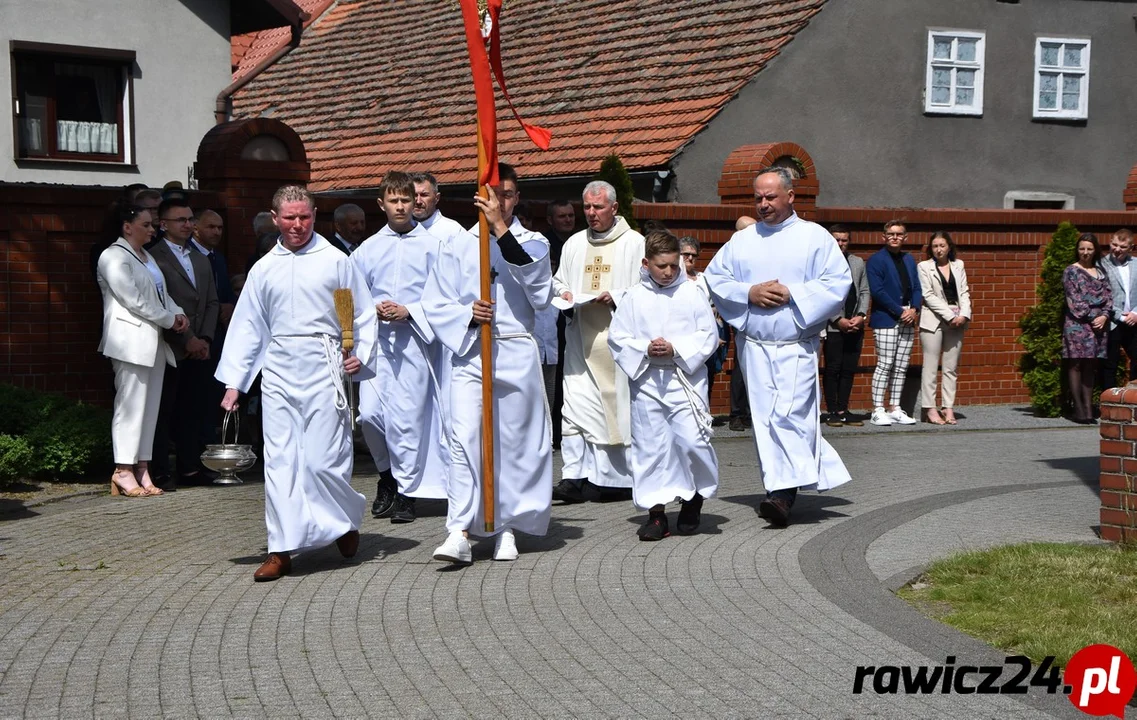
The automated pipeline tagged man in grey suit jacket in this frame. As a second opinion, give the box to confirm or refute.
[149,197,220,488]
[823,225,870,426]
[1101,229,1137,390]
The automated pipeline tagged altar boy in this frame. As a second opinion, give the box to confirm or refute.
[608,231,720,541]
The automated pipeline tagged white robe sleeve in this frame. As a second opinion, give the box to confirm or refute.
[343,259,378,381]
[507,238,554,311]
[607,289,651,381]
[703,237,751,333]
[784,232,852,331]
[215,270,270,393]
[671,287,720,376]
[421,235,479,357]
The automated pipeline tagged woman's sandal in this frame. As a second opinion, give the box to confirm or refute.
[925,409,947,425]
[110,470,148,497]
[134,463,163,496]
[942,409,958,425]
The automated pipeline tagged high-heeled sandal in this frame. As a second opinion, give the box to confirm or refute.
[134,463,163,496]
[942,409,958,425]
[110,469,148,498]
[925,409,947,425]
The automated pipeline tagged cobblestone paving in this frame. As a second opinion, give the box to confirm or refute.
[0,416,1100,718]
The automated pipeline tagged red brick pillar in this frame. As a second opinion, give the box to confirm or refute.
[1098,386,1137,543]
[717,142,819,220]
[1126,161,1137,211]
[193,118,310,272]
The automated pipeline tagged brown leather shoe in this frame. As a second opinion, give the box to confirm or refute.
[253,552,292,581]
[335,530,360,558]
[758,497,791,527]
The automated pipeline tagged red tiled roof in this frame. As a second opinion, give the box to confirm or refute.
[232,0,331,79]
[233,0,828,192]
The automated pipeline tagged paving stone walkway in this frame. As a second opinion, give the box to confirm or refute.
[0,408,1103,718]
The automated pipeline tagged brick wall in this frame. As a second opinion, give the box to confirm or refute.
[1098,387,1137,543]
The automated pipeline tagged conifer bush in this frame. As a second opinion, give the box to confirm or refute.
[593,154,638,231]
[1019,222,1080,416]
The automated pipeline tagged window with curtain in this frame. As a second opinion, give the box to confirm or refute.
[1033,37,1090,121]
[924,30,985,116]
[11,43,134,163]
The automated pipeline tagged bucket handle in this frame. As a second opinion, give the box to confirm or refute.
[221,409,240,446]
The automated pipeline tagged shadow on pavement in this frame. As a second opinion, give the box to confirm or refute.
[0,499,38,521]
[718,492,852,526]
[521,518,585,553]
[622,512,729,535]
[1036,455,1099,491]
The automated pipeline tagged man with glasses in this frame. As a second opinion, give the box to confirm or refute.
[150,197,220,489]
[866,220,922,426]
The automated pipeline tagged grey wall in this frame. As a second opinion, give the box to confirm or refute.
[0,0,229,187]
[672,0,1137,209]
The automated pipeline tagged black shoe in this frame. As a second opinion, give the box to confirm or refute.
[371,474,396,518]
[711,415,728,427]
[177,472,212,487]
[154,476,176,493]
[391,493,416,524]
[552,478,586,504]
[728,416,746,432]
[758,496,791,527]
[676,494,703,535]
[637,511,670,541]
[826,414,845,428]
[594,482,632,502]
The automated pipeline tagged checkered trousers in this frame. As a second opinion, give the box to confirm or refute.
[871,325,915,408]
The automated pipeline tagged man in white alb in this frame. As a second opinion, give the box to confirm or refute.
[551,181,645,503]
[703,167,853,527]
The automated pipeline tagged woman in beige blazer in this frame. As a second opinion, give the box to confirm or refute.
[917,231,972,425]
[96,202,188,496]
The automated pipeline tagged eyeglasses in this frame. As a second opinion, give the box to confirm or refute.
[162,216,195,224]
[679,253,698,259]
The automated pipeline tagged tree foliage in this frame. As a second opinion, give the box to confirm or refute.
[1019,222,1080,416]
[593,154,638,231]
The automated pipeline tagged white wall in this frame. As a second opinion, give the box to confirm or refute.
[0,0,230,187]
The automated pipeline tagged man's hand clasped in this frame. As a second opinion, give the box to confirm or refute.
[748,279,791,309]
[172,314,189,333]
[377,300,409,322]
[648,337,674,358]
[471,299,495,325]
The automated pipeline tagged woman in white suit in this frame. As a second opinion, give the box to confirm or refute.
[96,202,188,496]
[917,231,972,425]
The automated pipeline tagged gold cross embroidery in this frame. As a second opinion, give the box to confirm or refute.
[584,255,612,291]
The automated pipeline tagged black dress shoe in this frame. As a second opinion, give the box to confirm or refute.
[758,496,791,527]
[391,494,416,524]
[371,474,396,518]
[336,530,360,558]
[728,416,746,432]
[552,479,586,504]
[177,472,212,487]
[153,476,177,492]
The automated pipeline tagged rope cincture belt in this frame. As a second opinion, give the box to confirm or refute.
[274,332,349,412]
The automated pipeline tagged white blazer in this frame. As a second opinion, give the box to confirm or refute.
[917,258,972,332]
[96,238,182,367]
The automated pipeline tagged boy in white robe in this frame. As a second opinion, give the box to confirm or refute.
[351,171,450,524]
[704,168,852,527]
[608,231,720,540]
[423,163,554,565]
[218,185,377,581]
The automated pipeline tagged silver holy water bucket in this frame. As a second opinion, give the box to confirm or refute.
[200,410,256,485]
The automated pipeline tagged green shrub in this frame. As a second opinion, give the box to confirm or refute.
[1019,222,1080,416]
[593,154,638,231]
[0,384,112,481]
[0,434,35,487]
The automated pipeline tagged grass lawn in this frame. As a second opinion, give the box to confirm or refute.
[898,542,1137,666]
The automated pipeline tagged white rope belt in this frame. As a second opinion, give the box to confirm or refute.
[320,334,349,412]
[674,368,714,441]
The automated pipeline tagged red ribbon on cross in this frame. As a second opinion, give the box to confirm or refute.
[458,0,552,186]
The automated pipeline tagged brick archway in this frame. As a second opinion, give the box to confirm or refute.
[717,142,819,218]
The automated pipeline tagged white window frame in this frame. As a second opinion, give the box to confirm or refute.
[1033,36,1090,120]
[924,29,985,116]
[1003,191,1075,210]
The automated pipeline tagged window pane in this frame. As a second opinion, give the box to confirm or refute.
[1062,75,1080,94]
[932,68,952,87]
[1063,44,1083,68]
[1061,92,1080,111]
[1038,91,1057,110]
[931,86,950,104]
[1040,43,1060,66]
[956,69,975,88]
[933,38,952,60]
[1039,73,1058,93]
[955,87,974,106]
[957,38,977,62]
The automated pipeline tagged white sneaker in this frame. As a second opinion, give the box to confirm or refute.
[493,529,518,561]
[889,408,917,425]
[432,531,472,565]
[870,407,893,426]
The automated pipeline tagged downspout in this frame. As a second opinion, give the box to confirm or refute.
[215,21,303,124]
